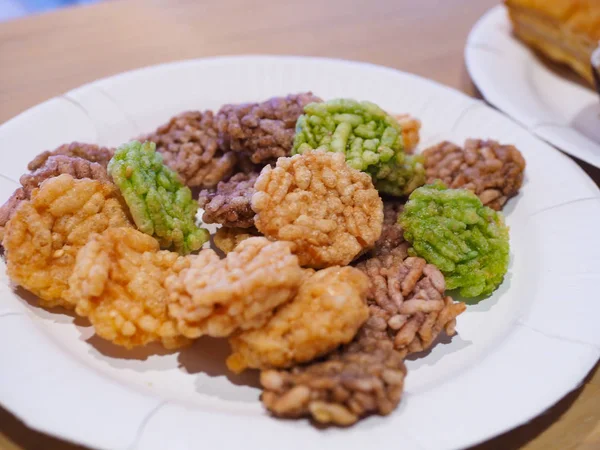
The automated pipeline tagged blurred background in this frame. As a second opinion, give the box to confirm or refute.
[0,0,97,21]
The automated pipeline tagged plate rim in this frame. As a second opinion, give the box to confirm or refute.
[464,5,600,169]
[0,54,599,450]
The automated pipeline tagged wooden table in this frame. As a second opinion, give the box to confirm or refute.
[0,0,599,448]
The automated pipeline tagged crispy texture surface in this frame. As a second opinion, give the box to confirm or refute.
[0,156,109,238]
[142,110,238,188]
[252,151,383,268]
[198,172,258,228]
[21,155,110,196]
[371,200,405,257]
[166,237,304,338]
[261,240,459,425]
[423,139,526,210]
[227,266,369,373]
[66,228,190,349]
[216,93,321,164]
[27,142,114,171]
[400,183,510,298]
[3,174,131,308]
[213,226,261,254]
[108,141,209,254]
[261,334,407,425]
[356,245,466,355]
[293,99,425,197]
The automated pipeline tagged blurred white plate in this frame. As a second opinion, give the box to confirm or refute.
[466,5,600,168]
[1,55,599,450]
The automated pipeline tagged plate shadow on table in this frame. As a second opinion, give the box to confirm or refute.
[568,154,600,185]
[461,62,484,100]
[0,407,86,450]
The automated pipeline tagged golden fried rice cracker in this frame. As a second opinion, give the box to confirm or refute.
[252,151,383,268]
[65,227,190,349]
[227,266,370,373]
[3,174,131,308]
[166,237,304,339]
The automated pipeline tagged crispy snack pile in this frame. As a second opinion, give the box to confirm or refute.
[1,92,524,429]
[423,139,526,210]
[252,151,383,267]
[66,227,190,349]
[293,99,425,196]
[3,174,131,308]
[141,93,319,188]
[216,93,322,164]
[198,172,258,228]
[227,266,369,373]
[142,110,237,188]
[260,201,465,426]
[400,182,510,298]
[107,141,209,255]
[166,237,304,338]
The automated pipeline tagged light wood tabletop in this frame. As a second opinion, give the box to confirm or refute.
[0,0,599,449]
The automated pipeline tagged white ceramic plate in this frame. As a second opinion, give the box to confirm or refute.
[465,5,600,169]
[1,56,599,450]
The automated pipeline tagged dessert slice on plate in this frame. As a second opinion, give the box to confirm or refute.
[505,0,600,85]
